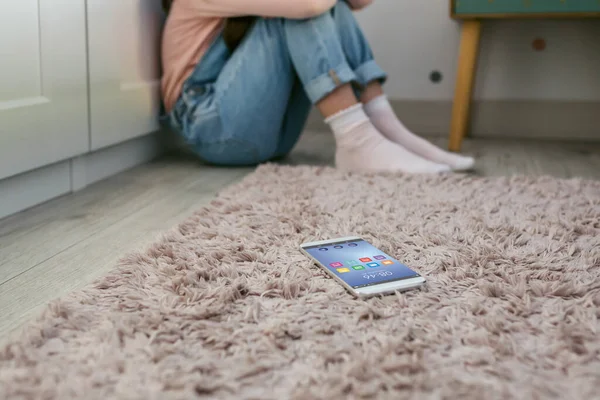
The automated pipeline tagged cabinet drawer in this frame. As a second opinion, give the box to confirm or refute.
[454,0,600,15]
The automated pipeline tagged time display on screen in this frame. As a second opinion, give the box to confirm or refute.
[362,271,393,280]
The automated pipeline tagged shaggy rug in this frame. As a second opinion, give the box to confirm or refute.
[1,165,599,400]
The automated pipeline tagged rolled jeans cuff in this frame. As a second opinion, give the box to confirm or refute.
[303,63,357,104]
[354,60,387,87]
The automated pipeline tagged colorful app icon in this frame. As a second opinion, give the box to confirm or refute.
[352,265,365,270]
[367,262,379,268]
[348,243,358,247]
[337,268,350,273]
[330,262,343,268]
[334,245,343,249]
[374,255,386,260]
[382,260,394,265]
[359,257,372,262]
[346,261,356,266]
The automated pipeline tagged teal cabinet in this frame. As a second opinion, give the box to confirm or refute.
[448,0,599,152]
[455,0,600,15]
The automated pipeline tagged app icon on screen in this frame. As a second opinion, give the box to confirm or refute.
[374,255,386,260]
[352,265,365,270]
[348,243,358,247]
[346,261,356,266]
[382,260,394,265]
[330,262,343,268]
[367,262,379,268]
[359,257,372,262]
[337,268,350,273]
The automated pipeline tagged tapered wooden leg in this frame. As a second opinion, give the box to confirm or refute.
[449,20,482,152]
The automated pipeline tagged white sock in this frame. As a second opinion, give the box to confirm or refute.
[364,95,475,171]
[326,104,451,174]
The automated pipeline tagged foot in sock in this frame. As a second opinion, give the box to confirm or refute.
[326,104,451,174]
[364,95,475,171]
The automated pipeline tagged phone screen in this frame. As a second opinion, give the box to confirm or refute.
[304,239,420,289]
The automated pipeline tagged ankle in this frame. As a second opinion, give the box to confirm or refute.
[360,81,385,104]
[317,84,360,118]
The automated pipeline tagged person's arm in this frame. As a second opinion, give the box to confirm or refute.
[346,0,373,10]
[182,0,337,19]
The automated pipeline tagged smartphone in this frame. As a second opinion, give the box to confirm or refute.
[300,236,425,298]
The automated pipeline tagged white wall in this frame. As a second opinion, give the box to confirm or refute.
[356,1,600,101]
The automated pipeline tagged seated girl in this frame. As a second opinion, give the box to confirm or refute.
[161,0,474,173]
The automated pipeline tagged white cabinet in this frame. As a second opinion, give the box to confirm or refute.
[0,0,167,220]
[0,0,89,180]
[86,0,164,150]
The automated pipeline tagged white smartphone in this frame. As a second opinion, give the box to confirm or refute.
[300,236,426,298]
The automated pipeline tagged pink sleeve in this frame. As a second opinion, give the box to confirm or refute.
[182,0,337,19]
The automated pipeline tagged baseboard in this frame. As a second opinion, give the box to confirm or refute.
[305,100,600,140]
[0,162,72,221]
[71,130,171,191]
[0,131,171,221]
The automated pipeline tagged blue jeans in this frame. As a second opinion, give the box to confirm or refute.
[168,1,387,166]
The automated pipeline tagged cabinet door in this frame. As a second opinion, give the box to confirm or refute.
[87,0,164,151]
[0,0,88,180]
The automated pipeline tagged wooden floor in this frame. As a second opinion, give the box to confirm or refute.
[1,131,599,342]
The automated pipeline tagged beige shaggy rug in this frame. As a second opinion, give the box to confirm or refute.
[1,165,599,400]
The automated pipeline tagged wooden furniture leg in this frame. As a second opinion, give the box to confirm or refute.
[449,20,482,152]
